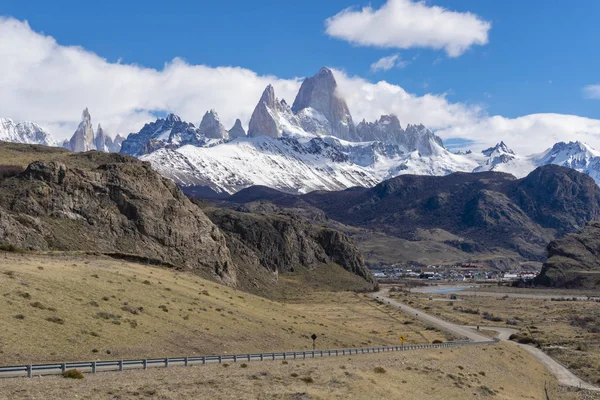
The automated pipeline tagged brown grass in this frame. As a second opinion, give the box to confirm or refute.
[0,342,587,400]
[391,287,600,385]
[0,253,445,365]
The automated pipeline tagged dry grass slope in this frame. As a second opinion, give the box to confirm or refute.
[0,253,446,365]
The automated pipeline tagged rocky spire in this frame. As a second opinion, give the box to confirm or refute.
[228,119,246,140]
[94,123,107,152]
[65,108,96,152]
[248,85,282,138]
[291,67,356,140]
[199,110,229,140]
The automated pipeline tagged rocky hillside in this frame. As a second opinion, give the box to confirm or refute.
[0,142,373,292]
[204,206,372,285]
[224,165,600,261]
[536,222,600,288]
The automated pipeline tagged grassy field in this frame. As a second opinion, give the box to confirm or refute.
[0,253,446,365]
[391,288,600,386]
[0,342,588,400]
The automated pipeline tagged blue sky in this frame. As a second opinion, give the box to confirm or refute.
[1,0,600,152]
[4,0,599,119]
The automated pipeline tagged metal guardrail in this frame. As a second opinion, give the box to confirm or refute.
[0,339,499,378]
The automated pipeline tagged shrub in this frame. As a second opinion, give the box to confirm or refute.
[46,316,64,324]
[240,363,248,368]
[300,376,314,383]
[28,301,46,312]
[374,367,386,374]
[222,363,230,368]
[290,373,299,377]
[281,360,288,365]
[62,369,84,379]
[0,244,25,254]
[432,340,443,344]
[482,312,503,322]
[13,314,25,320]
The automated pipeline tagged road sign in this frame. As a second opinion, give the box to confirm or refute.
[311,334,317,341]
[399,336,406,342]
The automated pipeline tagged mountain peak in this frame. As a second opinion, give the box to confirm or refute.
[482,141,515,157]
[291,67,355,140]
[165,113,182,124]
[200,109,228,140]
[82,108,91,123]
[228,118,246,140]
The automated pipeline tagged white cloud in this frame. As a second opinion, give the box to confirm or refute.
[370,54,408,72]
[1,17,600,156]
[0,17,301,140]
[583,85,600,99]
[325,0,491,57]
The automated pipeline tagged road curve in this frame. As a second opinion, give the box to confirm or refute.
[370,290,490,342]
[374,290,600,393]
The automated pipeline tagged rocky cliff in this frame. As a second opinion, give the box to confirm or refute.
[0,143,375,292]
[204,206,373,283]
[0,154,236,284]
[536,222,600,288]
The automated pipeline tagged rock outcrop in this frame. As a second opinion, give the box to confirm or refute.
[0,155,236,284]
[199,110,228,140]
[228,119,246,140]
[205,207,373,283]
[536,222,600,288]
[292,67,355,140]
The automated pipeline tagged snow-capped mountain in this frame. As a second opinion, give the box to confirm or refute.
[63,108,124,153]
[122,66,600,194]
[144,136,379,194]
[532,141,600,183]
[471,141,534,177]
[137,67,480,194]
[0,118,56,146]
[120,111,234,156]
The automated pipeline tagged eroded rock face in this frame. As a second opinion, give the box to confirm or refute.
[205,207,373,283]
[0,158,236,284]
[200,110,229,140]
[291,67,355,140]
[536,222,600,288]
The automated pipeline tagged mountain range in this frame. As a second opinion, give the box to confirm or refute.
[219,164,600,264]
[3,67,600,195]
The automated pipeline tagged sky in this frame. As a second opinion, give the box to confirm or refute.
[1,0,600,153]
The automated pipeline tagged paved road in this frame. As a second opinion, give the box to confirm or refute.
[374,290,600,393]
[413,286,599,301]
[371,291,490,342]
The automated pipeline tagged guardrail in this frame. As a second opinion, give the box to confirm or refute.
[0,339,499,378]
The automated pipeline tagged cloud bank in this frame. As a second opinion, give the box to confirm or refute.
[1,17,599,155]
[325,0,491,57]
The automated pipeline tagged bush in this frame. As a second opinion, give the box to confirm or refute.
[432,340,443,344]
[240,363,248,368]
[13,314,25,320]
[508,333,537,345]
[46,316,64,324]
[482,312,503,322]
[290,373,299,377]
[0,244,25,254]
[300,376,314,383]
[374,367,386,374]
[62,369,84,379]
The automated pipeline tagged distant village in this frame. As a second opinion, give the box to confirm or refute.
[370,263,539,282]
